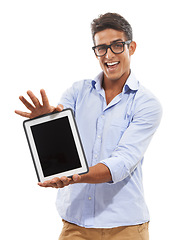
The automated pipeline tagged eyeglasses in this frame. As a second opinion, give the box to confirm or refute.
[92,40,132,57]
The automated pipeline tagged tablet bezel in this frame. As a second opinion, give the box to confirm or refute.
[23,109,89,182]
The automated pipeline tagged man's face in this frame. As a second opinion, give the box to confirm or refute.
[94,29,136,83]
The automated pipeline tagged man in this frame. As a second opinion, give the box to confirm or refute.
[15,13,162,240]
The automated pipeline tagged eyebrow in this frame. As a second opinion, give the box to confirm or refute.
[110,39,124,43]
[95,39,124,47]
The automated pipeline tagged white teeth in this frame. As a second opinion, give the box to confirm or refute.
[107,62,119,66]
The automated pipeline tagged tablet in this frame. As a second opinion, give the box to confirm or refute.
[23,109,89,182]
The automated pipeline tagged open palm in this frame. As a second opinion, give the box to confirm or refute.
[15,89,63,119]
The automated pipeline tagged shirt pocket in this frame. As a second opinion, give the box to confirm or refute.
[106,117,130,152]
[111,118,130,129]
[111,111,132,131]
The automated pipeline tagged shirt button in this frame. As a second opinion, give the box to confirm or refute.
[98,135,101,139]
[94,154,98,158]
[88,197,92,200]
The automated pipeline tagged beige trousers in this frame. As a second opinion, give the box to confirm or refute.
[58,220,149,240]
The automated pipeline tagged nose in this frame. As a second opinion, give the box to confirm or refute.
[105,47,115,59]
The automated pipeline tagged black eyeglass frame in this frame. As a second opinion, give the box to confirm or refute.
[92,40,132,57]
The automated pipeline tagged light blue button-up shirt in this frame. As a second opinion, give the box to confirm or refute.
[56,71,162,228]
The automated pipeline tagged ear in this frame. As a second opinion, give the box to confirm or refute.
[129,41,136,56]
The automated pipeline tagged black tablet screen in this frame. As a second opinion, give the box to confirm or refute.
[31,117,81,177]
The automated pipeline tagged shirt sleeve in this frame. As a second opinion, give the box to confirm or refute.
[58,81,83,113]
[100,94,163,184]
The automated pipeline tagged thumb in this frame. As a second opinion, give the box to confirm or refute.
[72,174,81,182]
[56,104,64,112]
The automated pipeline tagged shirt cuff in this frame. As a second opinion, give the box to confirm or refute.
[100,157,130,184]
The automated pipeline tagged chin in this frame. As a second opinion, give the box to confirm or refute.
[105,72,123,82]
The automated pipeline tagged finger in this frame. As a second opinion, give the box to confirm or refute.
[72,174,81,183]
[38,181,56,188]
[55,104,64,112]
[19,96,35,111]
[38,182,45,187]
[27,90,41,107]
[51,177,64,188]
[15,110,31,118]
[45,179,61,188]
[60,176,70,186]
[40,89,50,107]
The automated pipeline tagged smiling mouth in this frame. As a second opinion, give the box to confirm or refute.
[105,61,120,68]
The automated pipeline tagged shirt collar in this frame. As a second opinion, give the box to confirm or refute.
[92,72,103,91]
[92,71,139,92]
[123,71,139,92]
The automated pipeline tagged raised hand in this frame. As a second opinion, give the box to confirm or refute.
[15,89,63,119]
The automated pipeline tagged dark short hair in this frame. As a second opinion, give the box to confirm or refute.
[91,12,133,44]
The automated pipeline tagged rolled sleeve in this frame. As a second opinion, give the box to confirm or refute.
[100,96,162,184]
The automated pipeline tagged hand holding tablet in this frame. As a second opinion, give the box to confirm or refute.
[38,174,81,188]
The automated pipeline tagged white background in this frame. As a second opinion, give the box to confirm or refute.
[1,0,187,239]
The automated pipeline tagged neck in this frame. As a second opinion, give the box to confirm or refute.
[102,70,130,92]
[102,70,130,105]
